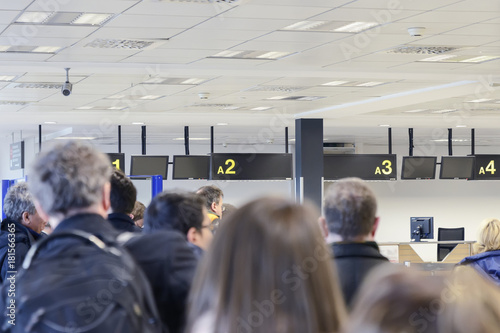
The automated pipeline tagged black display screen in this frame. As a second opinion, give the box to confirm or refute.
[130,155,169,178]
[173,155,210,180]
[323,154,397,180]
[474,155,500,180]
[401,156,436,180]
[439,156,475,180]
[211,153,292,180]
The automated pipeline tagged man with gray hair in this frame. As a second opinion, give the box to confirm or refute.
[196,185,223,230]
[320,177,389,309]
[0,183,47,283]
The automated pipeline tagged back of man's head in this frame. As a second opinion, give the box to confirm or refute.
[323,177,377,241]
[196,185,223,209]
[144,191,204,236]
[3,182,36,222]
[29,141,112,219]
[110,169,137,214]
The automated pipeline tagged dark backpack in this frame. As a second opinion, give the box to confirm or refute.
[1,229,165,333]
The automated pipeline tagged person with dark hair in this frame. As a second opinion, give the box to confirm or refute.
[131,201,146,228]
[123,191,204,332]
[185,197,346,333]
[108,168,141,232]
[0,183,47,283]
[144,191,213,256]
[196,185,223,231]
[320,177,389,309]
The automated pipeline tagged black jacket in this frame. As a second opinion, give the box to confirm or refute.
[0,218,41,283]
[108,212,142,233]
[124,230,198,333]
[332,241,389,309]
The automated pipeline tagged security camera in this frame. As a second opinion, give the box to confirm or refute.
[61,68,72,96]
[407,27,425,37]
[198,92,209,100]
[61,81,72,96]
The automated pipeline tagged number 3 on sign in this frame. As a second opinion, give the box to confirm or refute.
[479,160,496,175]
[374,160,392,175]
[217,159,236,174]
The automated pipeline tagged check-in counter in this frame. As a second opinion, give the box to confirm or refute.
[379,241,476,264]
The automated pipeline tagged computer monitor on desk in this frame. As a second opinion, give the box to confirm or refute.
[411,217,434,242]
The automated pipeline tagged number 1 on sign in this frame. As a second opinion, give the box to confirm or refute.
[112,159,120,170]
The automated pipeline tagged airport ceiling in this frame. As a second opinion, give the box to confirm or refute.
[1,0,500,148]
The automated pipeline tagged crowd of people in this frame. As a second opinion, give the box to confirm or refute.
[0,140,499,333]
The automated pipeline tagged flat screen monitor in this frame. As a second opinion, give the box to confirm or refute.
[410,217,434,242]
[130,155,169,178]
[439,156,475,180]
[323,154,397,180]
[401,156,437,180]
[172,155,210,180]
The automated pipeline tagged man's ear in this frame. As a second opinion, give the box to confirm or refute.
[210,201,217,213]
[34,200,50,222]
[186,227,198,244]
[21,211,31,225]
[318,216,329,238]
[371,217,380,238]
[101,182,111,213]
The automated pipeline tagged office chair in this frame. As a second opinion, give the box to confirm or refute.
[437,227,465,261]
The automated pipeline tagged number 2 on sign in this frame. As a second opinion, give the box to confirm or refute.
[374,160,392,175]
[217,159,236,174]
[479,160,496,175]
[112,159,120,170]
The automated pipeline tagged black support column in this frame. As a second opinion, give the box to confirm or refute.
[295,119,323,208]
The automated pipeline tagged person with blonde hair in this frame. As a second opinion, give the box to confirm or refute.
[185,197,346,333]
[345,265,500,333]
[459,218,500,286]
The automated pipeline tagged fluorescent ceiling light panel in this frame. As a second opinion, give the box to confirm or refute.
[32,46,61,53]
[297,96,324,101]
[379,124,390,127]
[0,76,16,81]
[282,20,328,31]
[267,96,287,100]
[333,22,378,33]
[47,12,80,24]
[419,54,457,62]
[459,55,500,63]
[431,109,457,114]
[356,81,385,87]
[321,81,350,86]
[456,125,467,127]
[181,78,206,85]
[222,106,240,110]
[466,98,493,103]
[132,122,145,125]
[16,12,52,23]
[107,106,126,110]
[44,121,57,124]
[212,50,244,58]
[209,50,292,60]
[251,106,272,111]
[72,13,113,25]
[76,106,93,110]
[217,123,228,126]
[0,46,10,52]
[54,136,96,140]
[140,95,162,100]
[403,109,427,113]
[255,51,291,60]
[173,138,209,141]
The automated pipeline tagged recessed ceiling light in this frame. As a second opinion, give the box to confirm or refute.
[419,54,458,62]
[44,121,57,124]
[267,96,287,100]
[76,106,93,110]
[256,51,291,59]
[356,81,385,87]
[32,46,61,53]
[431,109,457,114]
[282,20,328,31]
[460,55,500,63]
[132,122,145,125]
[72,13,113,25]
[466,98,493,103]
[139,95,162,100]
[321,81,350,86]
[379,124,390,127]
[222,106,241,110]
[333,22,378,33]
[217,123,228,126]
[16,12,53,23]
[403,109,427,113]
[0,75,16,81]
[107,106,126,110]
[251,106,272,111]
[54,136,96,140]
[209,50,293,60]
[456,125,467,128]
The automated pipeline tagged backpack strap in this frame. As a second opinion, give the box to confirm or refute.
[22,229,108,270]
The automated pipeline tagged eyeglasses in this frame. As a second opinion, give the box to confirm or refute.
[200,220,219,234]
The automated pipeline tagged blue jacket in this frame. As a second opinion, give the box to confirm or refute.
[459,249,500,286]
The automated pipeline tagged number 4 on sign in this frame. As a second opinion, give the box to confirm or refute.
[479,160,496,175]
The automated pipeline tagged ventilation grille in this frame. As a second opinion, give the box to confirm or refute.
[245,85,308,93]
[0,101,29,105]
[387,45,459,55]
[13,83,62,89]
[85,39,155,50]
[190,103,234,108]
